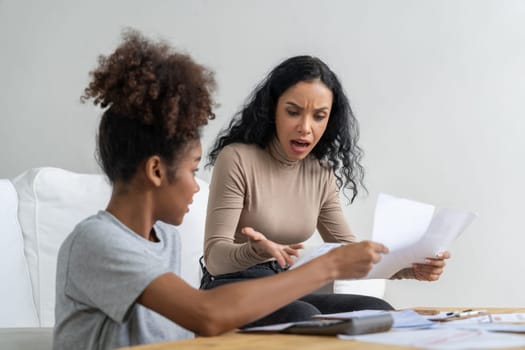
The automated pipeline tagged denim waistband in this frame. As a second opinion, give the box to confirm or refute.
[200,258,289,290]
[255,260,289,273]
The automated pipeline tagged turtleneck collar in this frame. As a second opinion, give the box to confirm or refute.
[268,136,300,168]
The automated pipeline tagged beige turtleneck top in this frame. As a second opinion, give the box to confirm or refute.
[203,138,357,275]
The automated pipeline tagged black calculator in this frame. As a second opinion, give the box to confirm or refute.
[280,314,393,336]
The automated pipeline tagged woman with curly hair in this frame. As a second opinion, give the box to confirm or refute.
[53,32,392,349]
[202,56,450,326]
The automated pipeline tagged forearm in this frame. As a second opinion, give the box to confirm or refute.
[204,239,268,275]
[317,211,357,244]
[141,242,386,336]
[205,146,258,274]
[198,254,337,334]
[205,187,265,274]
[317,184,357,244]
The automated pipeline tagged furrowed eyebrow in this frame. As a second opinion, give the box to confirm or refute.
[285,101,329,113]
[285,102,303,110]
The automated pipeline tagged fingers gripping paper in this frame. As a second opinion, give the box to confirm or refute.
[289,193,477,280]
[367,193,477,279]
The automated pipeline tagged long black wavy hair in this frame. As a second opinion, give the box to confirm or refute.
[208,55,364,202]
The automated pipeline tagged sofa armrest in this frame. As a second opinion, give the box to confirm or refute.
[0,328,53,350]
[0,179,39,327]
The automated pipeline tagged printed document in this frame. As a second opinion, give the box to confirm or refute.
[290,193,477,279]
[339,328,525,349]
[367,193,477,278]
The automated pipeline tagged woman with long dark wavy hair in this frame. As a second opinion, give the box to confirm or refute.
[202,56,450,327]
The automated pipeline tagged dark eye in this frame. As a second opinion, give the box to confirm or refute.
[314,114,327,121]
[287,109,300,117]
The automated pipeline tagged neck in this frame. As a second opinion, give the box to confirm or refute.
[105,184,156,241]
[268,136,300,167]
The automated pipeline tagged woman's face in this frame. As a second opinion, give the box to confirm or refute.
[274,80,333,161]
[157,141,202,226]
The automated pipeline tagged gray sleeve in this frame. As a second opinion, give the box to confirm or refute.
[64,227,170,323]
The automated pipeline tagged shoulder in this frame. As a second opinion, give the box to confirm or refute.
[64,212,134,258]
[57,213,109,266]
[71,212,116,242]
[215,143,268,170]
[303,155,333,179]
[63,213,106,247]
[218,143,265,161]
[211,143,268,188]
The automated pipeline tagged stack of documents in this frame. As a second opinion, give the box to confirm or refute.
[340,327,525,349]
[317,309,525,349]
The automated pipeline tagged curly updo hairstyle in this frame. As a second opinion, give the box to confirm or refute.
[82,29,215,183]
[208,55,364,202]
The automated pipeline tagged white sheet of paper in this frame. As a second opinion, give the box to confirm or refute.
[372,193,435,252]
[442,322,525,333]
[367,193,477,279]
[339,328,525,349]
[289,243,340,269]
[491,313,525,323]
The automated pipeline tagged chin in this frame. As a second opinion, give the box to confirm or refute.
[169,214,184,226]
[288,153,308,161]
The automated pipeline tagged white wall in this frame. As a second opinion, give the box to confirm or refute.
[1,0,524,308]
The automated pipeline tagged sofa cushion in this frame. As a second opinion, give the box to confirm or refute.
[0,180,39,327]
[12,167,209,327]
[334,279,386,298]
[0,328,53,350]
[12,168,112,327]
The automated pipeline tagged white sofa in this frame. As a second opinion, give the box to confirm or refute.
[0,167,385,349]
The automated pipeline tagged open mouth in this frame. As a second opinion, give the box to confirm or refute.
[290,140,311,153]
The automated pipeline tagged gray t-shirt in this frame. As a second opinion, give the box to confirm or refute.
[53,211,192,350]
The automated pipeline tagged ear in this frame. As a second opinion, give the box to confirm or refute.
[144,155,164,187]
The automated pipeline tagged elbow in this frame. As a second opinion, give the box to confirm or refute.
[191,296,235,337]
[202,250,226,276]
[194,322,227,337]
[193,314,233,337]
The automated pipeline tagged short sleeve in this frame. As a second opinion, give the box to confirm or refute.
[64,228,170,323]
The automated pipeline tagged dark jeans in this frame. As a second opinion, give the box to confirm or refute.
[199,259,394,328]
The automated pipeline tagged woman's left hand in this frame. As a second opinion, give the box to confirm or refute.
[241,227,303,268]
[412,251,451,281]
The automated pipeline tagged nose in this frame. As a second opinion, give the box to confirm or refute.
[297,116,312,135]
[194,179,200,194]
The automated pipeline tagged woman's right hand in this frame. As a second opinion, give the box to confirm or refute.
[327,241,389,280]
[241,227,304,269]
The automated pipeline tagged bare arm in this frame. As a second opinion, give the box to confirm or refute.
[138,240,388,336]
